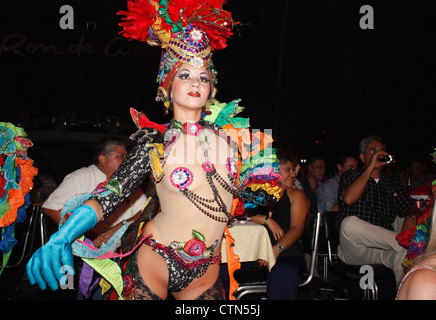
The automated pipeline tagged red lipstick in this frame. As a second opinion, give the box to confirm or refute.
[188,91,201,97]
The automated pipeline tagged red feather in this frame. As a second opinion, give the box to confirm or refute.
[117,0,157,41]
[130,108,167,133]
[117,0,237,50]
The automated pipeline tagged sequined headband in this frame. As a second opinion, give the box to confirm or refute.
[155,24,217,106]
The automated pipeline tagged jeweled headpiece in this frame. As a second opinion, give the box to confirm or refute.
[118,0,236,107]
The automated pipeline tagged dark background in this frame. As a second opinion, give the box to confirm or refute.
[1,0,435,181]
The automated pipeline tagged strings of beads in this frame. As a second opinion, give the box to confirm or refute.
[168,120,268,223]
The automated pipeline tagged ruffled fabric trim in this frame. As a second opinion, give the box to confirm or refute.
[205,100,282,209]
[224,226,241,300]
[0,123,37,273]
[0,122,33,158]
[397,182,436,267]
[0,158,38,228]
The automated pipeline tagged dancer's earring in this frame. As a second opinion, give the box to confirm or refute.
[156,86,171,115]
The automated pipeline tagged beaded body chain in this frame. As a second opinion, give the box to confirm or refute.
[168,119,266,223]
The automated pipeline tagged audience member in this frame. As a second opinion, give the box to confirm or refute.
[43,136,147,246]
[336,135,420,286]
[401,158,433,190]
[251,148,309,299]
[317,155,358,213]
[28,148,58,205]
[31,173,58,206]
[300,155,326,214]
[397,203,436,299]
[42,135,148,299]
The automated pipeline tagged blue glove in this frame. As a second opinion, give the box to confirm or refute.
[26,205,97,291]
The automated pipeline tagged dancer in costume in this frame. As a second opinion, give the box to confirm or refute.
[26,0,281,300]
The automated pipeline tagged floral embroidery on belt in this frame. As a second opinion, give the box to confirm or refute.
[169,229,219,263]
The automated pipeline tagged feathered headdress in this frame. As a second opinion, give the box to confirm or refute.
[117,0,237,108]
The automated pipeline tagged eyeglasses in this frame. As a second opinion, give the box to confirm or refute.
[105,152,127,161]
[368,147,388,154]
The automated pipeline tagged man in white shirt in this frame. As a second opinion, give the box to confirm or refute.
[42,136,147,299]
[43,135,147,247]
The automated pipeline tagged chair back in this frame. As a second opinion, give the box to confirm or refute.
[2,205,42,269]
[322,211,340,265]
[299,212,321,287]
[234,211,323,298]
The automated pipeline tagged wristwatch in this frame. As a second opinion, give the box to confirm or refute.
[275,243,284,252]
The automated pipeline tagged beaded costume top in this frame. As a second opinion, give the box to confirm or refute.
[89,100,281,220]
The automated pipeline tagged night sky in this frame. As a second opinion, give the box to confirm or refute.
[1,0,435,179]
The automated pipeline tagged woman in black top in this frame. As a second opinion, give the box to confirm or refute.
[252,148,309,299]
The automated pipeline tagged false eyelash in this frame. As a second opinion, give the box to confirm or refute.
[176,70,210,83]
[199,76,211,83]
[177,71,191,80]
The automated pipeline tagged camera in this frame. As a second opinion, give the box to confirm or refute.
[378,154,393,163]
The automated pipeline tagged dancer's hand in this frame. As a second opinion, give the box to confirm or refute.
[26,205,97,290]
[26,230,75,291]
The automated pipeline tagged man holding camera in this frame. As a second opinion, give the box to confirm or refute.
[336,135,420,286]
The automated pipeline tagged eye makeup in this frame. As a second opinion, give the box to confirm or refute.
[176,69,210,83]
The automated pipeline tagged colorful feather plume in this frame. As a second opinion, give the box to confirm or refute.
[117,0,236,50]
